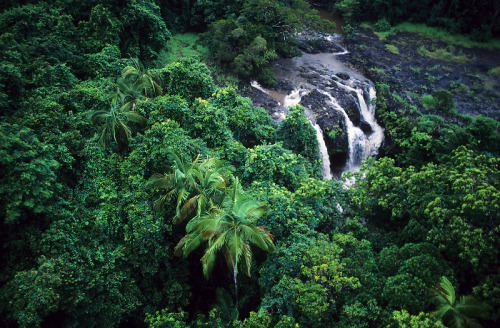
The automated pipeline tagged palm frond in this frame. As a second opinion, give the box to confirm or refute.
[240,201,268,222]
[153,194,170,212]
[146,173,173,190]
[240,225,275,252]
[174,195,199,224]
[90,111,110,125]
[222,246,235,272]
[202,231,231,277]
[167,149,185,173]
[228,232,243,273]
[430,276,489,328]
[432,276,456,308]
[98,125,109,148]
[202,250,218,279]
[175,188,191,219]
[174,232,204,257]
[121,65,139,79]
[457,296,489,319]
[242,242,252,277]
[124,111,147,126]
[114,121,132,144]
[186,217,225,237]
[120,101,135,112]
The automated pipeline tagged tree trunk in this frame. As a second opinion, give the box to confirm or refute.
[234,265,238,309]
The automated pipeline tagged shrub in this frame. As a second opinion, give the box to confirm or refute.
[374,18,391,32]
[431,90,455,113]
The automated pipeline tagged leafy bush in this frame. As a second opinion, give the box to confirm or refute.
[431,90,455,113]
[374,18,391,32]
[0,123,72,224]
[276,105,319,165]
[243,143,311,191]
[158,58,215,103]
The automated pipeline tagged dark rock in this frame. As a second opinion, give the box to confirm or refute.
[317,40,343,53]
[275,79,296,92]
[299,89,330,115]
[341,26,500,120]
[241,87,279,114]
[321,121,349,169]
[359,120,373,134]
[328,85,361,126]
[298,40,320,54]
[299,89,350,162]
[336,72,350,80]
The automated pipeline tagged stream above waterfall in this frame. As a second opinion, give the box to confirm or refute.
[248,34,384,179]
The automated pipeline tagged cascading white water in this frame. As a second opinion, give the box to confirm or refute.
[283,88,333,179]
[316,89,369,171]
[330,81,384,170]
[282,88,334,179]
[250,80,269,95]
[356,85,384,158]
[312,123,333,179]
[283,88,308,108]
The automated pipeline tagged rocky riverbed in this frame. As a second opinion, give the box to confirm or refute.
[240,32,384,175]
[341,27,500,120]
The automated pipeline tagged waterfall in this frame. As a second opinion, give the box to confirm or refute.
[250,34,384,177]
[316,89,370,171]
[283,89,334,179]
[250,80,269,95]
[329,81,384,170]
[312,123,333,179]
[283,88,307,108]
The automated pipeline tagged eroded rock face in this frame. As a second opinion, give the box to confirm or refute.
[275,79,296,93]
[244,87,279,111]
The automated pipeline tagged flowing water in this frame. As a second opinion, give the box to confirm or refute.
[312,122,333,179]
[314,6,346,34]
[250,34,384,179]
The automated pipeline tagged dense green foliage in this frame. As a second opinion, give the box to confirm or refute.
[1,0,499,327]
[201,0,335,84]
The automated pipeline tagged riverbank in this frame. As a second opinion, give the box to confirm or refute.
[341,27,500,120]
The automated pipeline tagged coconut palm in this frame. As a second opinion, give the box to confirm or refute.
[121,58,162,98]
[174,178,275,307]
[90,100,147,153]
[147,150,230,224]
[430,276,489,328]
[108,77,144,112]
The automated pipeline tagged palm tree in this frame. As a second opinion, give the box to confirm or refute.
[147,150,230,224]
[174,178,275,307]
[90,100,147,153]
[121,58,162,98]
[430,276,489,328]
[108,77,144,112]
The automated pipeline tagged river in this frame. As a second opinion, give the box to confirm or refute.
[250,33,384,179]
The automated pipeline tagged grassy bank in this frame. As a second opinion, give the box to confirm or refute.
[362,22,500,50]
